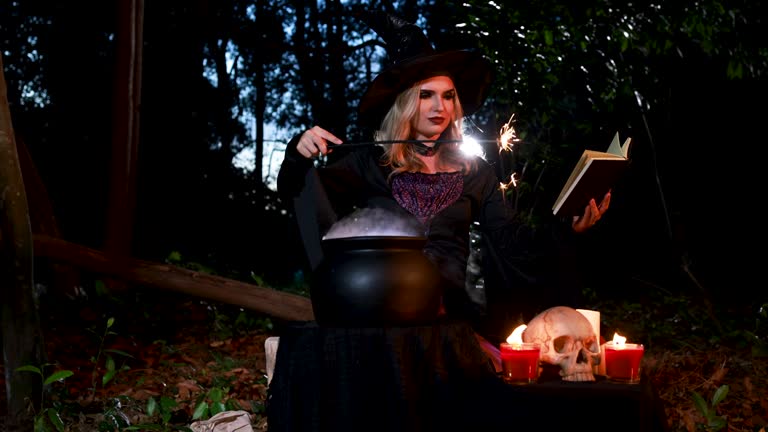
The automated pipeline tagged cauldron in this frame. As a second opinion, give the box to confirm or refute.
[311,236,443,327]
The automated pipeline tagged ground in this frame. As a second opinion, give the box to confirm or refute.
[2,288,768,432]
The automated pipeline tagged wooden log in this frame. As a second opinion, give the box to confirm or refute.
[33,234,315,322]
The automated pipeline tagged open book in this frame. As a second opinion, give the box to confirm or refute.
[552,133,632,217]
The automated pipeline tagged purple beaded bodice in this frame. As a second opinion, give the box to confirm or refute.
[392,171,463,225]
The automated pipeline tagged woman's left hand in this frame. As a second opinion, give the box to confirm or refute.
[571,191,610,233]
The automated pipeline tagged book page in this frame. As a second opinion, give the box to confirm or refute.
[606,132,622,156]
[620,137,632,158]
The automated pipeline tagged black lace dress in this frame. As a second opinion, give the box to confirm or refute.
[268,136,607,432]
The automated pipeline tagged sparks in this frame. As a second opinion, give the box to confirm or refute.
[499,173,518,192]
[495,113,521,197]
[498,114,520,153]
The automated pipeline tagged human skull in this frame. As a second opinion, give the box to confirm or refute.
[522,306,601,382]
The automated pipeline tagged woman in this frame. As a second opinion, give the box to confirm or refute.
[277,12,608,364]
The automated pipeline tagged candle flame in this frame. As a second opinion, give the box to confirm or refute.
[612,332,627,347]
[506,324,527,344]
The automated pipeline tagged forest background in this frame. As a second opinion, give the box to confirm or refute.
[1,0,767,430]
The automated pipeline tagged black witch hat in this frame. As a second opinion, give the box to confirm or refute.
[357,11,495,128]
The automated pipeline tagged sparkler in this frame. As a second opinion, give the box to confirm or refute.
[331,115,519,149]
[498,114,520,153]
[327,113,522,193]
[496,114,520,191]
[328,138,499,148]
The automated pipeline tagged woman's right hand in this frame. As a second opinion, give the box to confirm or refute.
[571,191,610,233]
[296,126,343,159]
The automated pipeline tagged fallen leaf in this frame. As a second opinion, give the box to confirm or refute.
[710,367,727,384]
[176,379,202,399]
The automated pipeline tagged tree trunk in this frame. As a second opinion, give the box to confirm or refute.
[15,134,82,296]
[325,0,348,135]
[104,0,144,292]
[0,53,46,432]
[252,0,266,199]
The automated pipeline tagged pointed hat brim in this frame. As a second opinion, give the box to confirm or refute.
[358,49,494,128]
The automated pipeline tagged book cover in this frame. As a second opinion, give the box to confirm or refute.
[552,133,631,217]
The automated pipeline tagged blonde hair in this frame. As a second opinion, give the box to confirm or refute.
[375,78,477,180]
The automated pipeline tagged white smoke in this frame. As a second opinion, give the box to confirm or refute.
[323,207,425,239]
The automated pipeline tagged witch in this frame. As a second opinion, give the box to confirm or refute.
[278,9,608,363]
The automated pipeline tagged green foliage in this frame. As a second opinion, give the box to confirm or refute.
[15,364,74,432]
[150,396,177,425]
[125,396,193,431]
[748,303,768,357]
[207,302,274,340]
[191,386,242,421]
[15,316,140,431]
[588,287,766,352]
[692,385,729,431]
[35,300,268,430]
[98,397,133,432]
[252,269,310,297]
[87,317,134,396]
[453,0,768,225]
[94,280,112,298]
[166,251,217,275]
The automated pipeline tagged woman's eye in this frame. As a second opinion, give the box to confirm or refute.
[419,91,432,99]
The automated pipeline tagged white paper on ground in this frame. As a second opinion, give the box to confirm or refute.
[189,410,254,432]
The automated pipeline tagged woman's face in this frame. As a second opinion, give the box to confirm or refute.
[411,75,455,142]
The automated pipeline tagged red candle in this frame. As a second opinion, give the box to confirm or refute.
[604,342,644,383]
[500,342,541,384]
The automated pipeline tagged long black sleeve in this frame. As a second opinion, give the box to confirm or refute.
[277,134,337,270]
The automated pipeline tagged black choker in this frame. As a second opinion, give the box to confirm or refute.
[413,142,440,157]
